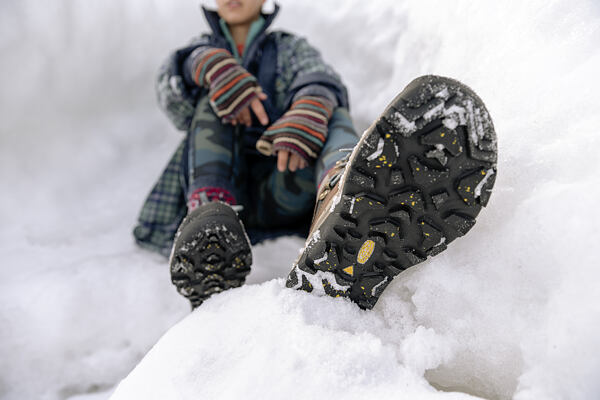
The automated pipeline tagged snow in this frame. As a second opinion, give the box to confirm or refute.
[390,111,418,136]
[371,276,389,297]
[423,102,446,122]
[366,137,385,161]
[313,252,328,265]
[1,0,600,400]
[288,267,351,294]
[443,104,467,130]
[474,170,495,199]
[109,279,472,400]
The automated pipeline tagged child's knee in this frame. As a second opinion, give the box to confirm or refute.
[190,95,228,133]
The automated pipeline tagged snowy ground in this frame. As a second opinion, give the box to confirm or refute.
[1,0,600,399]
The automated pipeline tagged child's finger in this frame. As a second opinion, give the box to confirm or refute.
[277,151,289,172]
[250,98,269,126]
[289,153,300,172]
[239,108,251,126]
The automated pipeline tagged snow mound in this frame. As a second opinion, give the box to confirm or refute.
[110,279,474,400]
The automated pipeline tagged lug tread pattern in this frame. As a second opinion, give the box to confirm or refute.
[287,76,498,310]
[170,210,252,309]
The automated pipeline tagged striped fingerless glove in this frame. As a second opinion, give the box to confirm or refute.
[256,96,334,163]
[187,47,262,123]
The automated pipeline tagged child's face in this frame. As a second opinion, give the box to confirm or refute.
[216,0,265,26]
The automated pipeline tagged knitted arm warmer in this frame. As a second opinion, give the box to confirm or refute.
[256,95,334,163]
[186,47,262,123]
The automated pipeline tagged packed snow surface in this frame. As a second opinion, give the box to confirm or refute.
[1,0,600,399]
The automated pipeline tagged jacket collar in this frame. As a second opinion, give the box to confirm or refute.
[201,3,280,39]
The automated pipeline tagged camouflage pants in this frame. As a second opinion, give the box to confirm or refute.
[186,95,358,228]
[133,96,358,255]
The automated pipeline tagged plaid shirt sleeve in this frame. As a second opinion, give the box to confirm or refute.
[274,32,349,112]
[133,140,188,257]
[155,35,212,131]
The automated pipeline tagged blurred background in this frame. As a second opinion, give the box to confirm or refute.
[1,0,600,399]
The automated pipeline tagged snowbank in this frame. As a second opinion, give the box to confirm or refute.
[1,0,600,399]
[110,279,479,400]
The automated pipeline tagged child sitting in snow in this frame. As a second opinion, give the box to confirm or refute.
[134,0,498,310]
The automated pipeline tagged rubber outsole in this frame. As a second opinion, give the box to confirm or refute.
[169,202,252,309]
[286,75,498,310]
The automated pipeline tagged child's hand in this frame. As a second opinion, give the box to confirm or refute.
[187,47,267,124]
[255,95,334,170]
[230,92,269,127]
[277,150,308,172]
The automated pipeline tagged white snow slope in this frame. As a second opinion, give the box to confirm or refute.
[1,0,600,399]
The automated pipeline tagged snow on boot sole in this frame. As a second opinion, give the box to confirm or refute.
[286,75,498,310]
[169,202,252,309]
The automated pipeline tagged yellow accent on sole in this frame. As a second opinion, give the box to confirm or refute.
[357,240,376,264]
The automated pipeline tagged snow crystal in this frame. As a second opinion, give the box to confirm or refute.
[474,169,495,198]
[329,191,342,213]
[442,104,466,130]
[313,252,328,265]
[423,101,445,121]
[442,118,458,130]
[309,229,321,245]
[366,137,385,161]
[371,276,389,296]
[349,196,357,215]
[389,111,417,136]
[291,267,351,294]
[434,237,447,248]
[435,88,450,100]
[426,144,449,165]
[464,99,487,147]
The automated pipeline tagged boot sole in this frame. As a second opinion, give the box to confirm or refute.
[286,75,498,309]
[170,202,252,309]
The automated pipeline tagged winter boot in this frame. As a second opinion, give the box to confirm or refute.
[286,75,498,310]
[170,201,252,309]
